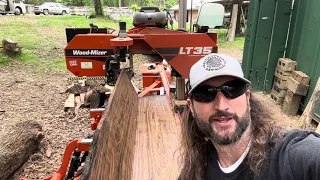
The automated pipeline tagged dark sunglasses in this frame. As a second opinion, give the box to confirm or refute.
[190,80,249,103]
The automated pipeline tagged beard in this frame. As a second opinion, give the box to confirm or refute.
[193,106,251,145]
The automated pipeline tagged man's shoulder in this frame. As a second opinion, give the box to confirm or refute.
[282,129,320,156]
[268,129,320,179]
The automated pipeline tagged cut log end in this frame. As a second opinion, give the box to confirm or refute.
[0,121,43,180]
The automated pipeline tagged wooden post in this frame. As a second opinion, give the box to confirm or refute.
[178,0,187,29]
[176,77,185,100]
[297,77,320,130]
[227,3,239,42]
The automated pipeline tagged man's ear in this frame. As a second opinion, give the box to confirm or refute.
[187,98,194,114]
[246,89,251,100]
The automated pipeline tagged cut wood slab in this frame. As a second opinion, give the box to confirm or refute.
[82,70,181,180]
[80,93,86,104]
[86,70,139,180]
[64,94,75,109]
[74,95,81,115]
[133,96,181,180]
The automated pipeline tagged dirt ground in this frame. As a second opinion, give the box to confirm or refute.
[219,48,244,62]
[0,50,301,180]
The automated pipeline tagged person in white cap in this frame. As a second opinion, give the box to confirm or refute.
[178,53,320,180]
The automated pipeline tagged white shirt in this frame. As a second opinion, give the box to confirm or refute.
[217,143,251,173]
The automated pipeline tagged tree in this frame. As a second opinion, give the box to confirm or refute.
[93,0,104,16]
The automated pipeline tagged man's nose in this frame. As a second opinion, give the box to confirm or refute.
[214,91,230,111]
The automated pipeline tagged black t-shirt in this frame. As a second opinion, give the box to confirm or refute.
[203,148,254,180]
[201,130,320,180]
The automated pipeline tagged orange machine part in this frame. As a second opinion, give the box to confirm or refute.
[142,63,171,88]
[65,27,218,79]
[110,37,133,47]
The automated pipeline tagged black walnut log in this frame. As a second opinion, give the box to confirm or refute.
[86,70,139,179]
[0,121,43,180]
[81,70,181,180]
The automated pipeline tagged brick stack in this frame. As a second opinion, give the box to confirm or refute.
[270,58,297,104]
[282,71,310,115]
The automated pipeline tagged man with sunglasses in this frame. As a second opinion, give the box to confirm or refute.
[178,53,320,180]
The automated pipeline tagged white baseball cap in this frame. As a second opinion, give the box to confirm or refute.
[188,53,251,94]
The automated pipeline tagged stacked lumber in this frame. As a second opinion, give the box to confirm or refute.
[64,79,112,116]
[2,38,22,56]
[271,58,297,104]
[282,71,310,115]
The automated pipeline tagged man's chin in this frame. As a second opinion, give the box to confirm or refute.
[210,127,242,145]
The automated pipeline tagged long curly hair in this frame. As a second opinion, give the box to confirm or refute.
[179,94,284,180]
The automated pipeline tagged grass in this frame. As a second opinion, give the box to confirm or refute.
[215,29,245,49]
[0,15,244,71]
[0,15,119,70]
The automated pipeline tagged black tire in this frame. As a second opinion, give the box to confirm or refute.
[43,9,49,15]
[62,10,66,15]
[14,7,21,15]
[35,13,40,15]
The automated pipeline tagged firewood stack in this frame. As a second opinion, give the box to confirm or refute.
[64,79,112,116]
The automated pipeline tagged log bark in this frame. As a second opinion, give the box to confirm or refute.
[3,38,17,51]
[0,121,43,180]
[2,38,21,56]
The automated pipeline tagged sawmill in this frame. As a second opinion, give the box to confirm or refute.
[19,1,225,180]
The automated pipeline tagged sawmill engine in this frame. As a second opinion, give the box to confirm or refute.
[133,7,169,28]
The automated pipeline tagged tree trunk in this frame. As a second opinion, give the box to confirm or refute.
[227,3,239,42]
[0,121,43,180]
[93,0,103,16]
[236,4,241,36]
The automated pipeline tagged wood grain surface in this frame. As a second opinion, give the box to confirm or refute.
[87,70,181,180]
[88,70,139,180]
[133,96,181,180]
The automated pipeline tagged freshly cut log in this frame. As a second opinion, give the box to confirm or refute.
[81,70,181,180]
[0,121,43,180]
[85,70,139,180]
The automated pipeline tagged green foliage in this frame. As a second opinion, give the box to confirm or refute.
[165,0,177,8]
[131,4,141,12]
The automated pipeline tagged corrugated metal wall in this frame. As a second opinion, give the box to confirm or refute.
[242,0,292,91]
[243,0,320,119]
[285,0,320,119]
